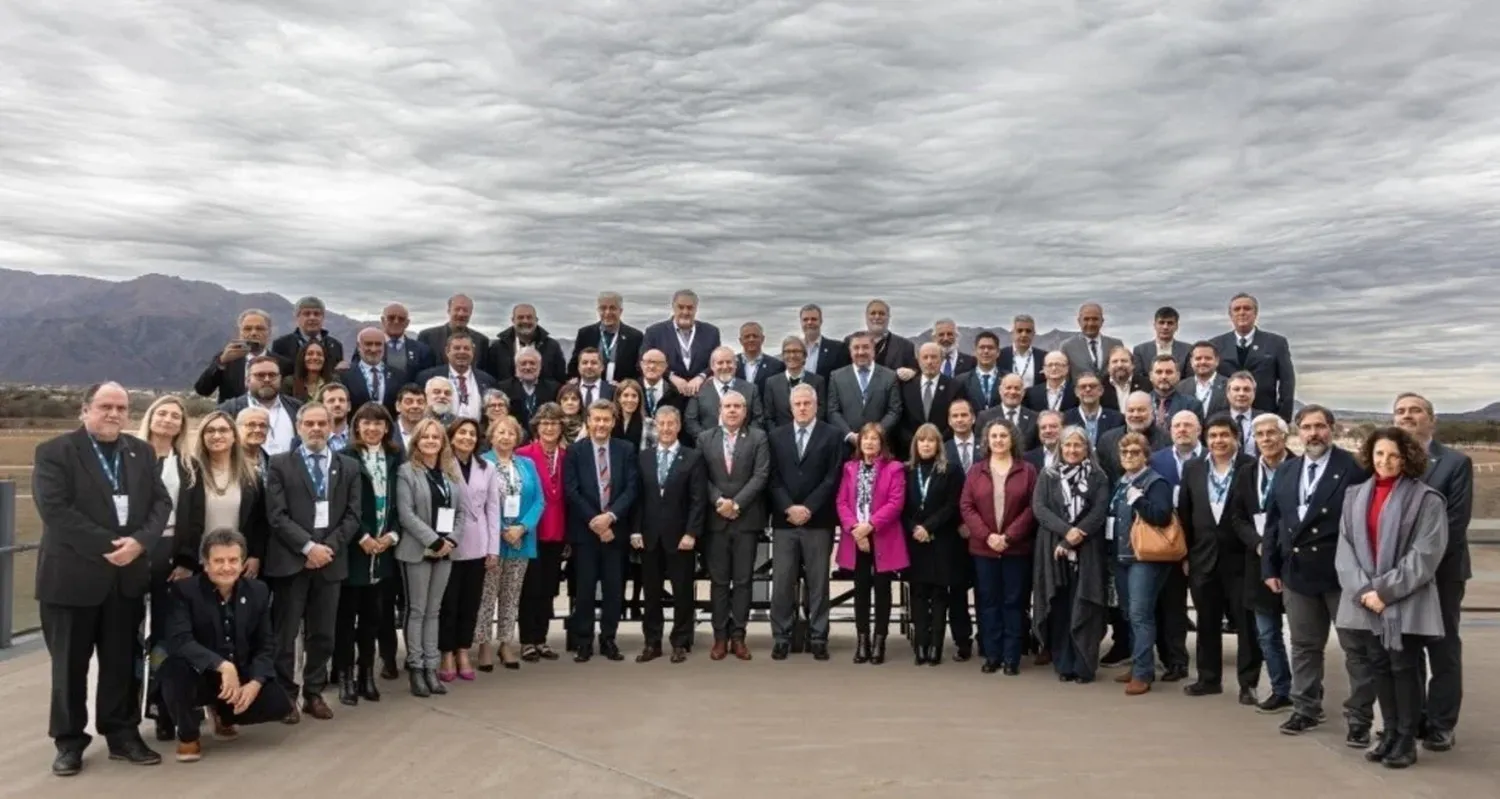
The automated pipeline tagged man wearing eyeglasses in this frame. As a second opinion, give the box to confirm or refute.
[379,303,437,376]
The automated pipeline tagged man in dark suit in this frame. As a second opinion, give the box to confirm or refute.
[1098,392,1168,484]
[798,302,848,379]
[1102,345,1149,411]
[568,291,643,384]
[1224,372,1262,458]
[685,346,765,440]
[762,337,826,429]
[1213,293,1296,421]
[827,331,903,445]
[496,347,562,431]
[563,401,641,662]
[1023,351,1078,414]
[1177,341,1230,419]
[1262,405,1372,739]
[1393,393,1474,751]
[573,347,618,406]
[194,309,293,403]
[1146,355,1204,431]
[632,406,706,663]
[847,299,918,380]
[217,357,304,457]
[899,342,961,455]
[1178,415,1260,703]
[487,303,569,384]
[263,402,362,723]
[156,529,293,762]
[1062,372,1124,449]
[932,319,977,378]
[342,327,405,416]
[414,332,497,421]
[637,349,687,447]
[959,331,1005,414]
[997,314,1046,389]
[33,382,171,775]
[1132,306,1193,384]
[380,303,437,377]
[1021,410,1064,472]
[734,321,786,393]
[767,384,845,660]
[944,399,982,661]
[271,296,346,369]
[979,375,1038,451]
[1059,302,1124,382]
[1147,409,1205,683]
[642,288,722,391]
[1233,412,1294,713]
[699,391,771,660]
[417,293,491,367]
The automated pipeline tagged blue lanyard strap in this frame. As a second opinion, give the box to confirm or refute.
[1208,469,1232,503]
[299,449,327,499]
[599,326,617,361]
[90,437,122,493]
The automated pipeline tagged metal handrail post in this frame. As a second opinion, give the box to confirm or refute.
[0,480,16,649]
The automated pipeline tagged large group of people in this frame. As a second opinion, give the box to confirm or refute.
[31,289,1473,778]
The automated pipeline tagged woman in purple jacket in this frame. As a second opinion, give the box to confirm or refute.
[436,418,501,681]
[836,422,908,664]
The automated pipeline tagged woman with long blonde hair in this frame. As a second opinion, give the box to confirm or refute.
[137,394,196,741]
[394,417,468,697]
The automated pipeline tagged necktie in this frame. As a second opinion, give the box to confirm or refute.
[922,380,934,418]
[597,446,611,506]
[960,442,972,470]
[796,427,808,458]
[941,356,953,377]
[980,374,992,405]
[721,382,731,396]
[1237,337,1250,364]
[584,384,595,406]
[1239,414,1254,454]
[858,367,870,397]
[723,432,736,471]
[788,375,800,387]
[646,386,658,414]
[457,373,469,405]
[370,366,383,402]
[1307,462,1319,485]
[307,451,325,498]
[1008,408,1017,426]
[1089,339,1099,368]
[657,448,672,486]
[1157,395,1170,431]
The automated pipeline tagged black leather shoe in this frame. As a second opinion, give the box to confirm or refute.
[52,749,83,777]
[338,676,359,707]
[1346,724,1372,748]
[1160,666,1189,683]
[810,643,830,661]
[853,634,871,664]
[1001,663,1020,676]
[1365,732,1396,763]
[928,645,943,666]
[914,646,928,666]
[359,670,381,702]
[1279,713,1321,735]
[106,736,162,766]
[771,642,790,660]
[870,635,887,665]
[573,646,594,663]
[380,659,400,680]
[980,661,1000,674]
[1256,694,1294,714]
[154,719,175,742]
[953,641,973,662]
[600,641,624,662]
[1423,729,1455,752]
[1383,734,1417,769]
[409,670,430,698]
[1183,681,1223,697]
[1238,687,1258,706]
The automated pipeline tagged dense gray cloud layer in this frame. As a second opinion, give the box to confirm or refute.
[2,1,1497,408]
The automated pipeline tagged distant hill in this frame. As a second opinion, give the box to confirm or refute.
[1448,402,1500,422]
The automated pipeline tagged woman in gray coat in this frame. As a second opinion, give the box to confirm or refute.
[1335,426,1447,770]
[1031,426,1110,684]
[396,417,468,698]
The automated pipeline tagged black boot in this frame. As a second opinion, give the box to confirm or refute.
[914,643,928,666]
[853,634,871,664]
[338,675,359,706]
[408,669,429,698]
[359,668,381,702]
[928,642,943,666]
[1365,731,1396,763]
[871,634,887,665]
[1382,734,1417,769]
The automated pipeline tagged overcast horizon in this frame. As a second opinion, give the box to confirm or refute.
[3,3,1498,410]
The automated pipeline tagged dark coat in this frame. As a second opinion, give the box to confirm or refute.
[899,460,965,585]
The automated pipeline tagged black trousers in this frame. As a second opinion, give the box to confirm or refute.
[377,578,402,666]
[439,558,488,653]
[947,552,975,646]
[909,581,949,650]
[706,530,758,641]
[641,540,697,649]
[157,656,293,743]
[334,583,386,674]
[571,539,626,646]
[41,592,145,752]
[1156,565,1191,670]
[853,550,893,637]
[266,571,341,699]
[1421,579,1465,733]
[1345,630,1425,737]
[1190,564,1263,689]
[519,542,565,646]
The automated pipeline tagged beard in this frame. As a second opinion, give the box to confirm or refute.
[430,402,452,416]
[253,385,279,402]
[1302,440,1329,459]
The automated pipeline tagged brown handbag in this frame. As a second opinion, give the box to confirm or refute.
[1130,512,1188,563]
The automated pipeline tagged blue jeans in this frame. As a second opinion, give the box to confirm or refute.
[1255,612,1292,699]
[973,555,1029,667]
[1125,561,1172,682]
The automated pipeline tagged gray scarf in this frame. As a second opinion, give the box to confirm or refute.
[1347,477,1419,651]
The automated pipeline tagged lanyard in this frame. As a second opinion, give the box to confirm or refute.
[430,470,452,505]
[1208,467,1232,504]
[300,449,327,499]
[645,385,658,414]
[1300,460,1321,505]
[598,325,617,362]
[676,325,695,367]
[1258,461,1276,508]
[89,437,123,493]
[1111,477,1133,509]
[916,465,933,504]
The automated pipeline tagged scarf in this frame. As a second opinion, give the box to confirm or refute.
[1347,476,1419,651]
[1057,461,1092,524]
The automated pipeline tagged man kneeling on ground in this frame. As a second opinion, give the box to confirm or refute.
[158,528,292,762]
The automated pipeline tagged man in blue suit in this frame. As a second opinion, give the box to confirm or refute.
[562,401,640,663]
[380,303,436,377]
[642,289,723,394]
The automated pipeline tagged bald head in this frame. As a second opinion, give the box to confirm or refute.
[1171,410,1203,450]
[356,326,386,365]
[710,346,736,380]
[83,382,130,441]
[1124,391,1153,430]
[918,341,943,376]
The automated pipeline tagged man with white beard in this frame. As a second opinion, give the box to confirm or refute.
[423,377,457,426]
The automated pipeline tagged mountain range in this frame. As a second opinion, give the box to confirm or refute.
[1,269,1496,421]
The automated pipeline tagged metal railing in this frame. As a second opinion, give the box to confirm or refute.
[0,477,1498,649]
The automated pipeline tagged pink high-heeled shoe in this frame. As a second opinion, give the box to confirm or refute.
[457,669,476,681]
[436,669,457,682]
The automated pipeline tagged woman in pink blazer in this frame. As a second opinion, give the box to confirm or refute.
[837,422,908,664]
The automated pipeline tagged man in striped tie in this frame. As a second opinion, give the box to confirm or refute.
[563,400,640,662]
[700,391,772,660]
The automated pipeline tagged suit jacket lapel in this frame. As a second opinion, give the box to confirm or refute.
[72,430,118,497]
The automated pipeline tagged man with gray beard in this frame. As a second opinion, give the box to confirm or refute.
[423,377,457,426]
[1261,405,1372,742]
[218,358,304,456]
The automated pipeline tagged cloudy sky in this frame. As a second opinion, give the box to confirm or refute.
[2,1,1497,409]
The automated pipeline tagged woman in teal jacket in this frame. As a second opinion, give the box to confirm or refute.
[476,415,546,670]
